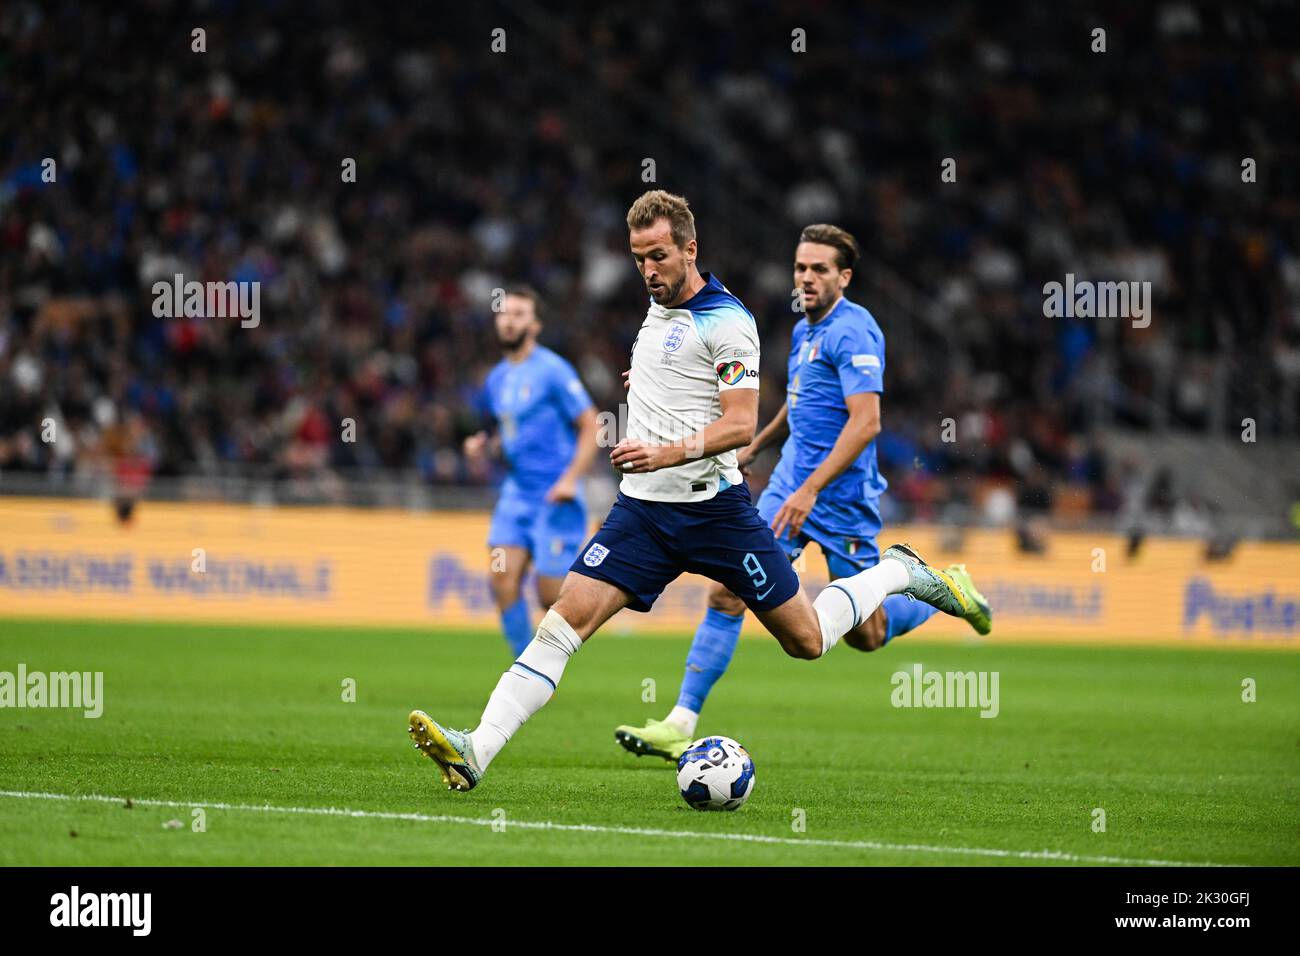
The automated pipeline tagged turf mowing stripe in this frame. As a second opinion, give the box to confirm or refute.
[0,790,1231,867]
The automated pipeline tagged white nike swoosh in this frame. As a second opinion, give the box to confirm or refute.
[757,585,776,600]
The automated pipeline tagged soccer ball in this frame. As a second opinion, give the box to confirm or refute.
[676,736,756,811]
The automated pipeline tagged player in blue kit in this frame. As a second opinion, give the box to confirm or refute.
[464,285,599,656]
[613,224,992,760]
[410,193,987,792]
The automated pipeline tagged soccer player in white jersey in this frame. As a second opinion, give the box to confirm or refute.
[408,190,982,792]
[614,225,992,761]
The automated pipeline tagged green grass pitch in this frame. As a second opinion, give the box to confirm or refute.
[0,618,1296,866]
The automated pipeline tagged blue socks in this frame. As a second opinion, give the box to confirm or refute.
[500,598,533,656]
[676,607,745,713]
[882,594,937,644]
[667,586,932,725]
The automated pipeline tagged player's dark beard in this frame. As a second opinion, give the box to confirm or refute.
[498,331,528,353]
[651,275,685,306]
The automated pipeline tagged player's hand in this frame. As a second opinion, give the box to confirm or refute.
[771,484,817,539]
[463,431,489,459]
[545,474,578,503]
[621,369,631,390]
[737,445,758,476]
[610,439,683,474]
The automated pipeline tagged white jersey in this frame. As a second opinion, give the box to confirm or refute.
[621,272,760,503]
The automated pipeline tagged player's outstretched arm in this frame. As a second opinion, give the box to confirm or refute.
[770,392,880,538]
[803,391,881,490]
[546,406,600,502]
[739,401,789,470]
[610,389,758,473]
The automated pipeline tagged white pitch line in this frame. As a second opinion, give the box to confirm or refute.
[0,790,1231,867]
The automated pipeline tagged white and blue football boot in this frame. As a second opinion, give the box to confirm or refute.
[882,543,987,629]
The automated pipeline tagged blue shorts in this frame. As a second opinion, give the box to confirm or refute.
[755,484,879,580]
[570,482,801,613]
[488,491,589,579]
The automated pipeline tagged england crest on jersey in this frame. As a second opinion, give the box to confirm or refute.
[662,323,689,353]
[583,542,610,567]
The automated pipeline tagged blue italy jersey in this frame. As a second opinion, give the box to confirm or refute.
[768,296,887,538]
[482,345,593,498]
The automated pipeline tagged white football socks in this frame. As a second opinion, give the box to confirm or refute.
[812,555,911,655]
[471,608,583,771]
[664,705,699,738]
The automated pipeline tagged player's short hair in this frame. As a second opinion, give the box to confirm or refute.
[502,283,544,322]
[626,190,696,249]
[798,224,860,272]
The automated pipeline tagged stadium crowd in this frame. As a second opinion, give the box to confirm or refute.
[1,1,1297,528]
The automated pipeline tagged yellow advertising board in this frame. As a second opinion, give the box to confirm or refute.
[0,496,1296,648]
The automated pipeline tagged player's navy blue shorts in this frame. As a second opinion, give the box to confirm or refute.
[570,481,801,613]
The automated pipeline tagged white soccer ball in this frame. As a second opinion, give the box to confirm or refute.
[676,735,756,811]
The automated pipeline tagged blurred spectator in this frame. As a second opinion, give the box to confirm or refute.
[1,2,1296,531]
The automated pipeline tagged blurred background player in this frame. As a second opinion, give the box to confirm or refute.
[463,286,598,655]
[615,224,992,760]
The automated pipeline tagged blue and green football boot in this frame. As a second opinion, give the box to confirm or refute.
[941,562,993,635]
[614,718,693,762]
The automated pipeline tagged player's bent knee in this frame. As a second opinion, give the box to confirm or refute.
[774,624,822,661]
[791,633,822,661]
[756,592,824,660]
